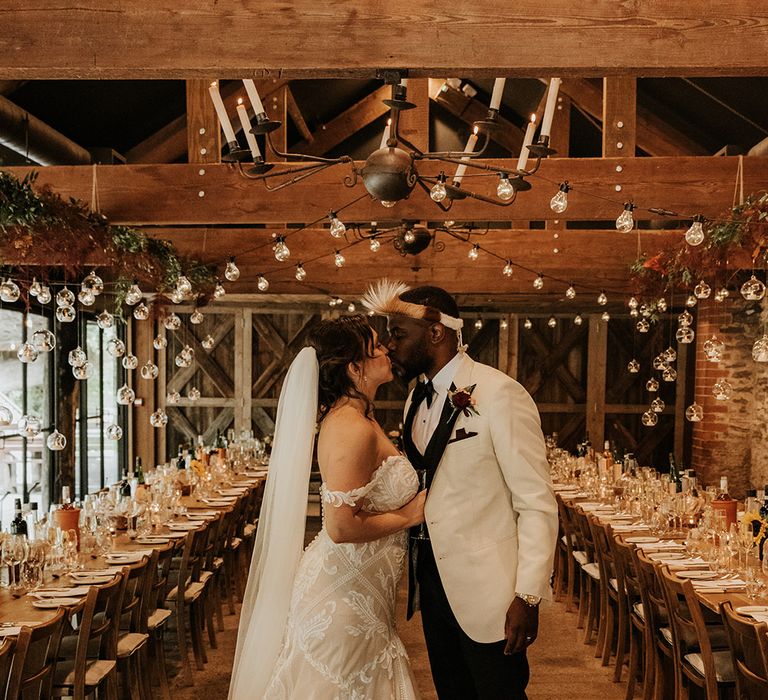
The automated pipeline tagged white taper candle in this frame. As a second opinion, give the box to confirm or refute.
[516,115,537,172]
[539,77,562,139]
[243,79,266,115]
[236,99,262,159]
[452,128,479,186]
[490,78,506,111]
[208,81,238,144]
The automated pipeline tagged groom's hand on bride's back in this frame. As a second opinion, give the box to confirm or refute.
[400,490,427,527]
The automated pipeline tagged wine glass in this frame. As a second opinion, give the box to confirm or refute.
[2,534,29,597]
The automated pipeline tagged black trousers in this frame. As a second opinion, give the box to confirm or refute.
[416,541,529,700]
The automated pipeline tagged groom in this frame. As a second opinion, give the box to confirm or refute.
[367,282,557,700]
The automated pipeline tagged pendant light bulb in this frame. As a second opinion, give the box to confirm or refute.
[550,181,570,213]
[616,203,635,233]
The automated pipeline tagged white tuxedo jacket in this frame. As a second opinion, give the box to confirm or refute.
[405,353,558,643]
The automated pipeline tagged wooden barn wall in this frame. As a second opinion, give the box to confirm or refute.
[132,307,688,470]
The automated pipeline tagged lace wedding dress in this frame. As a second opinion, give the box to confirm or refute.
[263,454,421,700]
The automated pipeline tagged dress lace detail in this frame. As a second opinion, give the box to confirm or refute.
[264,455,420,699]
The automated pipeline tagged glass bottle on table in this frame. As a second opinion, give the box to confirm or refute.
[10,498,28,536]
[712,476,738,529]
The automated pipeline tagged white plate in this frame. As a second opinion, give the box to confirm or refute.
[676,570,717,580]
[648,552,687,561]
[625,536,659,544]
[736,605,768,614]
[67,575,114,584]
[167,523,199,531]
[202,500,235,507]
[105,553,147,564]
[135,537,170,545]
[33,587,90,598]
[33,598,81,608]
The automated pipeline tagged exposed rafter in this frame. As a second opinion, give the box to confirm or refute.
[2,2,768,78]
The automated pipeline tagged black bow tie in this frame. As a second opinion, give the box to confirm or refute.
[412,378,435,409]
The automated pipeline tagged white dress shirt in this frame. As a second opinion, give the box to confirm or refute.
[412,353,463,454]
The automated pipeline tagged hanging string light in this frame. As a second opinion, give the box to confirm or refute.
[496,174,516,202]
[257,274,270,291]
[502,260,514,277]
[224,257,240,281]
[334,251,346,268]
[615,202,635,232]
[468,244,480,261]
[565,284,576,300]
[550,182,570,213]
[430,173,448,202]
[273,235,291,262]
[533,274,544,290]
[295,263,307,281]
[329,212,346,238]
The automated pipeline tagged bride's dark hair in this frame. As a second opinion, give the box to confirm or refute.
[308,314,377,420]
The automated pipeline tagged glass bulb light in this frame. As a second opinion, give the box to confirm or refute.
[0,405,12,426]
[502,261,513,278]
[676,326,695,344]
[468,244,480,261]
[703,335,725,362]
[678,309,693,327]
[122,354,138,370]
[664,346,677,363]
[574,314,583,326]
[55,305,76,323]
[106,338,126,358]
[166,391,181,404]
[295,264,307,281]
[163,313,181,331]
[73,361,93,380]
[431,176,448,202]
[81,270,104,296]
[106,424,123,440]
[347,303,356,313]
[369,238,381,252]
[213,281,226,300]
[616,203,635,233]
[686,294,698,308]
[202,334,215,351]
[533,275,544,290]
[225,258,240,282]
[273,236,291,262]
[78,289,95,306]
[29,278,42,297]
[646,378,659,392]
[547,316,557,328]
[550,182,570,213]
[597,291,608,306]
[474,318,483,329]
[627,358,640,373]
[174,352,192,368]
[150,409,168,428]
[403,229,416,244]
[0,278,19,303]
[694,280,711,299]
[523,318,533,330]
[712,379,732,401]
[497,175,515,201]
[124,282,142,306]
[651,397,665,413]
[329,213,346,238]
[188,387,201,401]
[380,200,397,208]
[116,384,136,405]
[176,275,192,295]
[662,367,677,382]
[752,335,768,362]
[565,285,576,300]
[56,286,75,307]
[714,287,729,302]
[257,274,270,291]
[133,302,149,320]
[37,286,51,304]
[190,309,204,324]
[637,319,650,333]
[32,329,56,352]
[153,335,167,350]
[47,429,67,451]
[18,414,41,438]
[500,319,508,329]
[641,410,658,427]
[685,216,705,246]
[140,361,159,380]
[96,310,113,329]
[601,311,610,322]
[685,403,704,422]
[334,252,345,268]
[741,275,766,301]
[628,296,639,309]
[657,297,668,313]
[17,342,39,364]
[68,345,87,368]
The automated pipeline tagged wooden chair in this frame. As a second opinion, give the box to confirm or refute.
[588,515,621,666]
[632,548,674,700]
[571,506,602,647]
[555,494,577,611]
[166,522,210,684]
[53,570,126,700]
[116,555,152,700]
[6,609,67,700]
[563,501,592,628]
[720,601,768,699]
[612,535,647,697]
[144,542,177,700]
[658,566,735,700]
[0,637,14,699]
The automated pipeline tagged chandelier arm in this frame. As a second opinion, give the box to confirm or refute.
[236,161,326,181]
[415,131,492,160]
[259,162,340,192]
[264,132,355,165]
[458,189,517,207]
[391,112,424,157]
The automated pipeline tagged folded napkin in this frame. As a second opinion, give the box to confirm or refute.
[217,488,247,496]
[0,627,21,637]
[71,568,122,576]
[667,558,709,570]
[612,524,651,532]
[692,578,746,590]
[638,540,685,551]
[33,586,91,598]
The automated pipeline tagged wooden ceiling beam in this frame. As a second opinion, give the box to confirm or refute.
[4,155,765,225]
[2,2,768,78]
[0,81,26,95]
[126,79,287,163]
[292,84,390,156]
[147,226,684,296]
[186,80,220,164]
[560,78,709,156]
[285,86,313,143]
[602,77,636,158]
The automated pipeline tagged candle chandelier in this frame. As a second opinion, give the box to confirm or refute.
[209,73,563,211]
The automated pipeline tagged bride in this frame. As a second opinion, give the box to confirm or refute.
[229,315,426,699]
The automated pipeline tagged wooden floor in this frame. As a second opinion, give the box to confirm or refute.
[170,558,629,699]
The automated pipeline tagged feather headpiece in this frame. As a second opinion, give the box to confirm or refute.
[361,279,466,351]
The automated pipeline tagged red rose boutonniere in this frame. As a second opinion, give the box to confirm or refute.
[447,384,479,422]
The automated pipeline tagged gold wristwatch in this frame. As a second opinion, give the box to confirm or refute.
[516,593,541,607]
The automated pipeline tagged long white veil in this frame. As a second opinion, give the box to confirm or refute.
[229,346,319,699]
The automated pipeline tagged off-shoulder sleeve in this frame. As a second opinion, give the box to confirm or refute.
[321,481,375,508]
